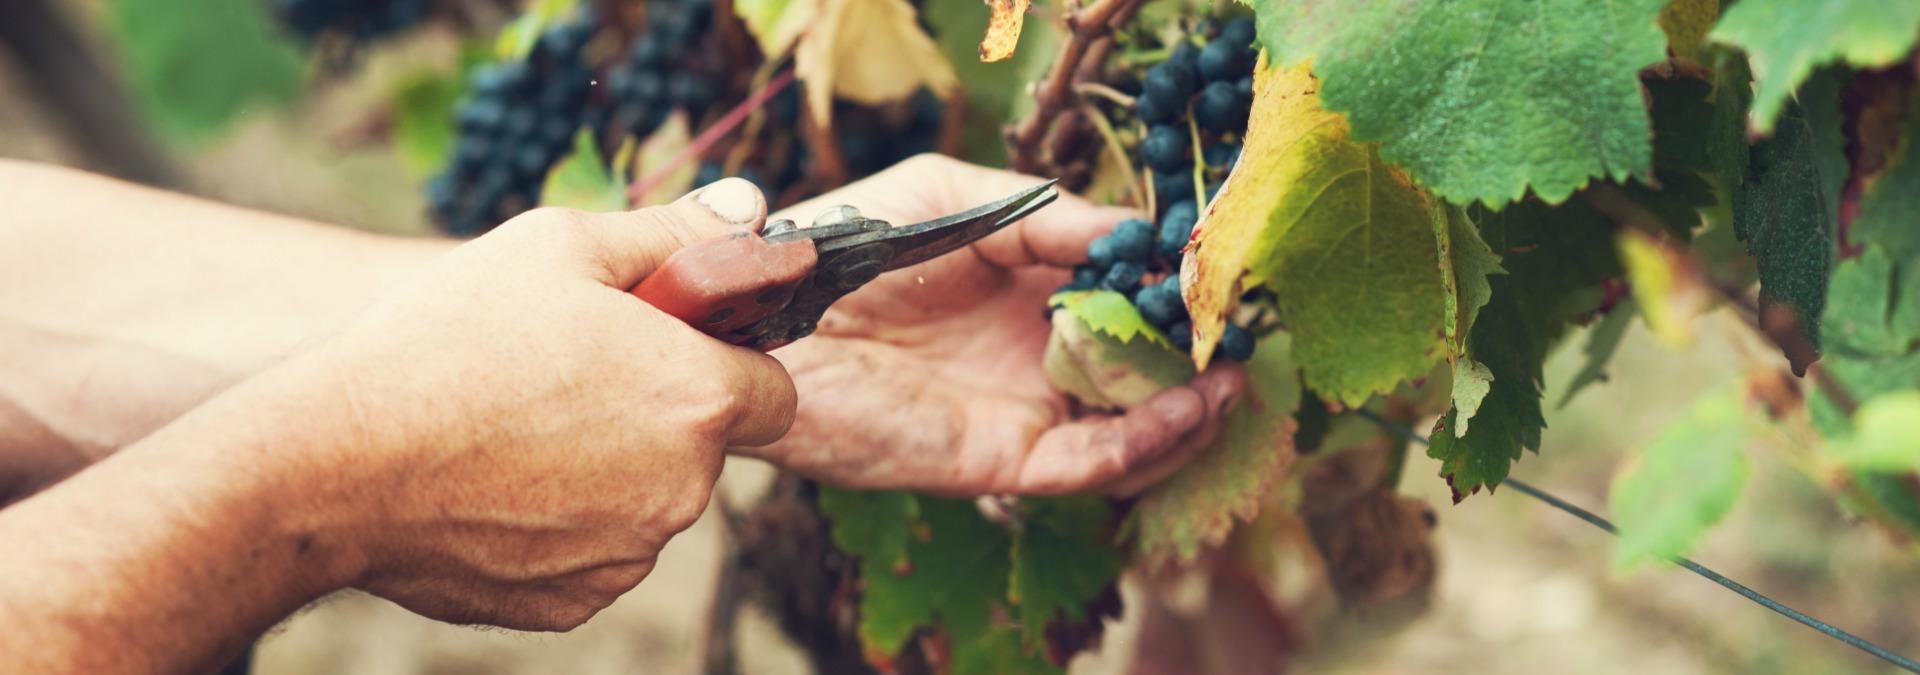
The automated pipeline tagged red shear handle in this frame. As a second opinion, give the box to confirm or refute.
[630,231,819,347]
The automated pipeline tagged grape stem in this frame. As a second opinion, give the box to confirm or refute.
[1076,100,1146,209]
[1006,0,1146,175]
[630,68,797,203]
[1072,81,1137,107]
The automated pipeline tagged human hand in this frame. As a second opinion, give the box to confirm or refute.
[218,179,794,631]
[742,155,1246,497]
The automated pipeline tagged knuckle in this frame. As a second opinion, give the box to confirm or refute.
[660,478,714,533]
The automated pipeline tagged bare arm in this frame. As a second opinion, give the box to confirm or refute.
[0,159,452,497]
[0,178,794,674]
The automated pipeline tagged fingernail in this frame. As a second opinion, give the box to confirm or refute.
[1145,389,1206,431]
[694,178,764,227]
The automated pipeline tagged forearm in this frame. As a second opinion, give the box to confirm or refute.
[0,362,361,674]
[0,160,451,482]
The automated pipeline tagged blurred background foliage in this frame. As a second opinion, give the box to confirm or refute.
[0,0,1916,673]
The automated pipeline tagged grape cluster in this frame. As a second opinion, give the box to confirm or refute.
[427,9,599,235]
[693,87,945,207]
[598,0,718,143]
[1063,18,1259,362]
[270,0,430,43]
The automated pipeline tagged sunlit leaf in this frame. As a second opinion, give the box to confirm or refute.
[1610,386,1754,571]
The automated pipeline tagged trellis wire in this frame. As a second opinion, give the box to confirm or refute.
[1353,408,1920,674]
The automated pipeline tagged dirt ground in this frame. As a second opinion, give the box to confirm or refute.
[3,27,1917,675]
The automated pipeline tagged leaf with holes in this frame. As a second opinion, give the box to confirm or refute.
[978,0,1031,62]
[1252,0,1667,206]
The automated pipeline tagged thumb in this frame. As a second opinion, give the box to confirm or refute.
[582,177,770,289]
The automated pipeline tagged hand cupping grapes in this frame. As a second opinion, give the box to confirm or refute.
[1061,17,1259,363]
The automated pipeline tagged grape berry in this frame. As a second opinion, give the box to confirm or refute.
[1061,18,1260,363]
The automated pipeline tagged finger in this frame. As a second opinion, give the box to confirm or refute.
[905,155,1138,269]
[699,340,799,447]
[579,178,769,289]
[1097,366,1247,497]
[775,154,1140,270]
[1006,365,1247,496]
[1008,387,1206,495]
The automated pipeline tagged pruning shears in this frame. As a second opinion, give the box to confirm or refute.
[632,180,1060,351]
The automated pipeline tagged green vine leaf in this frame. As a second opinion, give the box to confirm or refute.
[821,492,1114,674]
[818,489,918,571]
[1010,497,1124,646]
[1429,200,1622,499]
[1853,86,1920,261]
[541,131,633,212]
[1709,0,1920,134]
[1609,386,1754,571]
[1439,203,1504,356]
[1187,58,1452,406]
[1731,70,1845,375]
[1050,290,1171,347]
[1560,299,1636,408]
[1129,333,1300,563]
[1828,392,1920,473]
[104,0,304,143]
[1251,0,1667,206]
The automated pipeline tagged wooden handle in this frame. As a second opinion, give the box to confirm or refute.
[630,231,819,347]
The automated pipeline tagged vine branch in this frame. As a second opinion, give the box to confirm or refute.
[1006,0,1144,175]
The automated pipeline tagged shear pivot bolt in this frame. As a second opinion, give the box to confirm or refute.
[813,205,863,228]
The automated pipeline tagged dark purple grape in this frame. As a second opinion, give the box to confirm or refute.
[1136,92,1177,125]
[1168,320,1194,351]
[1199,39,1248,82]
[1155,166,1196,208]
[1144,59,1199,108]
[1134,277,1187,328]
[1219,324,1256,361]
[1143,125,1189,172]
[1109,218,1155,262]
[1158,200,1198,259]
[1221,18,1256,49]
[1103,261,1146,294]
[1194,81,1247,132]
[1088,236,1119,268]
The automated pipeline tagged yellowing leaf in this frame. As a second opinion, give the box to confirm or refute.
[1659,0,1719,62]
[1184,55,1449,406]
[632,112,696,206]
[734,0,818,59]
[979,0,1030,62]
[1130,334,1300,564]
[793,0,960,125]
[1617,229,1709,347]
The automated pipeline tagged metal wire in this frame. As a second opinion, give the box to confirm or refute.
[1354,408,1920,674]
